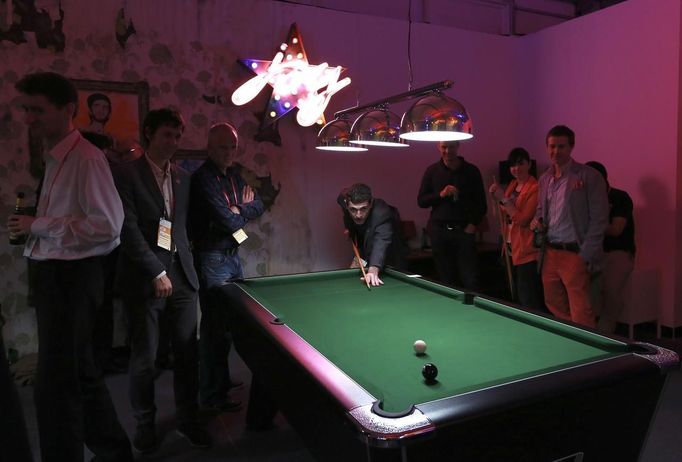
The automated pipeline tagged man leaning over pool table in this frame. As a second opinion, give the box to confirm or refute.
[337,183,408,286]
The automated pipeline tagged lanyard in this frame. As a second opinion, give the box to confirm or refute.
[41,134,82,213]
[161,170,175,220]
[217,176,239,206]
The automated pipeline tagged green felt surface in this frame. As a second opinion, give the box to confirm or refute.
[238,270,628,412]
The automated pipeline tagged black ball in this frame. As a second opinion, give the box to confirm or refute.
[422,363,438,382]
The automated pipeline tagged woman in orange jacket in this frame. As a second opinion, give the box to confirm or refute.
[489,148,546,312]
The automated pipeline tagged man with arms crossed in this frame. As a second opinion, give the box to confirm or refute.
[190,123,264,411]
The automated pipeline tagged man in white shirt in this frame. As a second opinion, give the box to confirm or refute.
[8,72,132,462]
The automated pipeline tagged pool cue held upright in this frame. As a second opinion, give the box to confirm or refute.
[351,239,371,290]
[492,176,515,300]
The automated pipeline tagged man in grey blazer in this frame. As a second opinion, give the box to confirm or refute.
[531,125,608,327]
[114,108,210,452]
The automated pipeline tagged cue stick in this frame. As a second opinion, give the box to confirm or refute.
[351,239,372,290]
[493,177,515,300]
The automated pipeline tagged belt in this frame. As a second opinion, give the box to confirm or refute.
[195,247,239,256]
[547,241,580,253]
[435,222,465,231]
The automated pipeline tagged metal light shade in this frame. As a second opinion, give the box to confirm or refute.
[400,94,473,141]
[348,110,409,147]
[316,118,368,151]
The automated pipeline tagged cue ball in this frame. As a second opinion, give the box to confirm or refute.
[413,340,427,355]
[422,363,438,382]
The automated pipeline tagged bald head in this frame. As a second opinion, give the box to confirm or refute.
[207,122,239,173]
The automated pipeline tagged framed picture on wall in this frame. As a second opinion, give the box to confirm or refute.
[71,78,150,151]
[28,79,150,179]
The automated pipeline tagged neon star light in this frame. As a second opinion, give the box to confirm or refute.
[232,23,351,128]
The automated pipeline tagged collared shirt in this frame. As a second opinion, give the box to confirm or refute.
[547,160,577,243]
[26,130,124,260]
[145,154,174,219]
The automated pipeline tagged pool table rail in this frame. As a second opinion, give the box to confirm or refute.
[630,342,680,370]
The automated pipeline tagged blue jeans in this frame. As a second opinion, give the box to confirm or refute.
[196,250,243,405]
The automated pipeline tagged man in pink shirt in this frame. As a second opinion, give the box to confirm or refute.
[7,72,132,462]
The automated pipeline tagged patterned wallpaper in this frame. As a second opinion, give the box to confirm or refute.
[0,4,313,356]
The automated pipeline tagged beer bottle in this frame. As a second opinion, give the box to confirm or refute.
[9,192,28,246]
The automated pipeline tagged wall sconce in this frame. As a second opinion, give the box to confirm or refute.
[316,80,472,152]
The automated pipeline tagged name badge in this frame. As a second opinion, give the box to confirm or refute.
[157,218,172,251]
[232,228,248,244]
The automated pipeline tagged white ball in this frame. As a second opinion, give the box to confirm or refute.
[413,340,427,355]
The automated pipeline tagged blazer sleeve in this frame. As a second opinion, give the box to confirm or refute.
[579,168,609,264]
[113,164,166,280]
[535,175,547,223]
[367,215,394,270]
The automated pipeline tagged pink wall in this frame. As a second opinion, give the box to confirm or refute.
[516,0,682,326]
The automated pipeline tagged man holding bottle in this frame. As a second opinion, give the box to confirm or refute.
[7,72,132,462]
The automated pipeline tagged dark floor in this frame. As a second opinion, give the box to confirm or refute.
[17,325,682,461]
[20,348,315,462]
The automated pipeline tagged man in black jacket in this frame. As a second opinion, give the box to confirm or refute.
[338,183,407,286]
[114,108,210,453]
[417,141,487,290]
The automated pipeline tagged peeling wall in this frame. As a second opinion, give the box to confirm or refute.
[0,0,319,355]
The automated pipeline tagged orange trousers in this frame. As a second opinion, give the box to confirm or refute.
[541,247,596,328]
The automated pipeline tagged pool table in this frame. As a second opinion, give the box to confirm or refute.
[223,269,679,462]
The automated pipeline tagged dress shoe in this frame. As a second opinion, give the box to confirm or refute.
[177,423,212,448]
[132,424,158,454]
